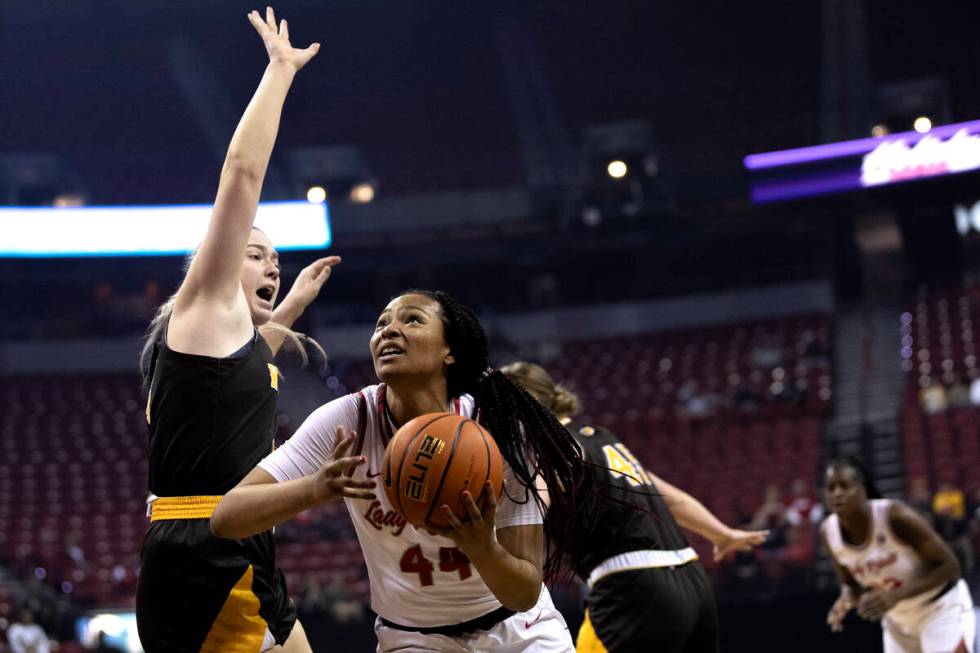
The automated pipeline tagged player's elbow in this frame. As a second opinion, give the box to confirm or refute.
[944,555,961,582]
[503,582,542,613]
[221,156,265,185]
[209,501,241,539]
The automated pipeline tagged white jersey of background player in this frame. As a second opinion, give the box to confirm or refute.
[821,459,975,653]
[212,291,583,652]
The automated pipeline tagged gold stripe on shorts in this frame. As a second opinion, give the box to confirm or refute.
[150,495,223,521]
[576,610,610,653]
[199,564,268,653]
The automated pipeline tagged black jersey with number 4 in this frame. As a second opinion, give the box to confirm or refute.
[146,332,279,496]
[568,421,690,580]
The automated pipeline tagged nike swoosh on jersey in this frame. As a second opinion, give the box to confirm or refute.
[524,610,544,629]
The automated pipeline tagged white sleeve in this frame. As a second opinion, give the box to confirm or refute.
[259,394,360,482]
[495,464,544,529]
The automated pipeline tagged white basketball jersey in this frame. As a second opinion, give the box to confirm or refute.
[260,384,545,628]
[823,499,934,618]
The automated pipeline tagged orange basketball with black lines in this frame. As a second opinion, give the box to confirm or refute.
[382,413,504,530]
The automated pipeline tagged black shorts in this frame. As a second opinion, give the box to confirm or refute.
[136,519,296,653]
[579,561,719,653]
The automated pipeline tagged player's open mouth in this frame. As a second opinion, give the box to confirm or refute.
[256,286,275,303]
[378,345,404,361]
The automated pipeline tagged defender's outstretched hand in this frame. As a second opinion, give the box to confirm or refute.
[248,7,320,71]
[283,256,342,311]
[712,527,769,562]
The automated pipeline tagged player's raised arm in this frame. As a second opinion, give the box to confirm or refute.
[176,8,319,318]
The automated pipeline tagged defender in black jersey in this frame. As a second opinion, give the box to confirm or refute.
[133,11,366,652]
[503,362,768,653]
[138,334,294,651]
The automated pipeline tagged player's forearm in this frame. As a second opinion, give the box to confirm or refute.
[466,542,542,612]
[222,62,295,180]
[211,475,317,539]
[657,476,730,544]
[260,296,306,356]
[270,294,305,330]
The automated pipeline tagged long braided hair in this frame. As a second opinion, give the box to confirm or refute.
[403,289,595,581]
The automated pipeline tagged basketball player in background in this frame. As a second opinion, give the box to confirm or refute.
[822,457,975,652]
[502,361,768,653]
[213,290,599,652]
[136,9,360,652]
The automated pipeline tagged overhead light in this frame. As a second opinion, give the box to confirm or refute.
[306,186,327,204]
[871,124,889,138]
[350,183,375,204]
[53,193,86,208]
[913,116,932,134]
[607,160,628,179]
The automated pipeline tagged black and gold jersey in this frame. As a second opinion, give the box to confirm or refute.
[568,421,690,580]
[138,332,295,650]
[146,331,279,496]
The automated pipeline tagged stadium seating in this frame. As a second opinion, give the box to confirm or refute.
[0,312,830,605]
[901,279,980,492]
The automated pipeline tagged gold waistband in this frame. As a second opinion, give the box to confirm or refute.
[150,495,223,522]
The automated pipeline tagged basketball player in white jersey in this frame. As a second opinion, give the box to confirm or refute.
[821,457,975,653]
[212,290,594,652]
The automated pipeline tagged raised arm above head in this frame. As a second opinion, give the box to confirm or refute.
[168,8,320,356]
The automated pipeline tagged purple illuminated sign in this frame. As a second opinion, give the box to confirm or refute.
[745,119,980,203]
[744,119,980,170]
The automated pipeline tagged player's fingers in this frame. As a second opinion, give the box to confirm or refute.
[300,43,321,62]
[746,531,768,544]
[265,6,276,31]
[331,428,356,457]
[461,492,483,524]
[279,18,288,40]
[340,488,375,500]
[314,266,332,285]
[483,481,497,511]
[336,475,375,489]
[248,11,268,35]
[327,456,365,474]
[440,505,465,531]
[314,255,342,269]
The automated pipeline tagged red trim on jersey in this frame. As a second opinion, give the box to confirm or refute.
[377,387,470,447]
[345,391,369,478]
[377,384,399,448]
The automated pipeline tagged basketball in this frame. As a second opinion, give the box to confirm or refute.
[382,412,505,530]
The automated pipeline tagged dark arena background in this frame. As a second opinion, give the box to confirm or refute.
[3,1,980,651]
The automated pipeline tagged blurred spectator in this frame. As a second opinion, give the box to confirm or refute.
[64,533,86,570]
[919,381,948,414]
[970,373,980,406]
[948,375,971,409]
[907,477,933,520]
[800,331,830,368]
[298,577,326,613]
[676,381,720,422]
[933,482,973,575]
[92,631,124,653]
[783,478,823,527]
[321,574,364,625]
[751,343,783,369]
[6,609,49,653]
